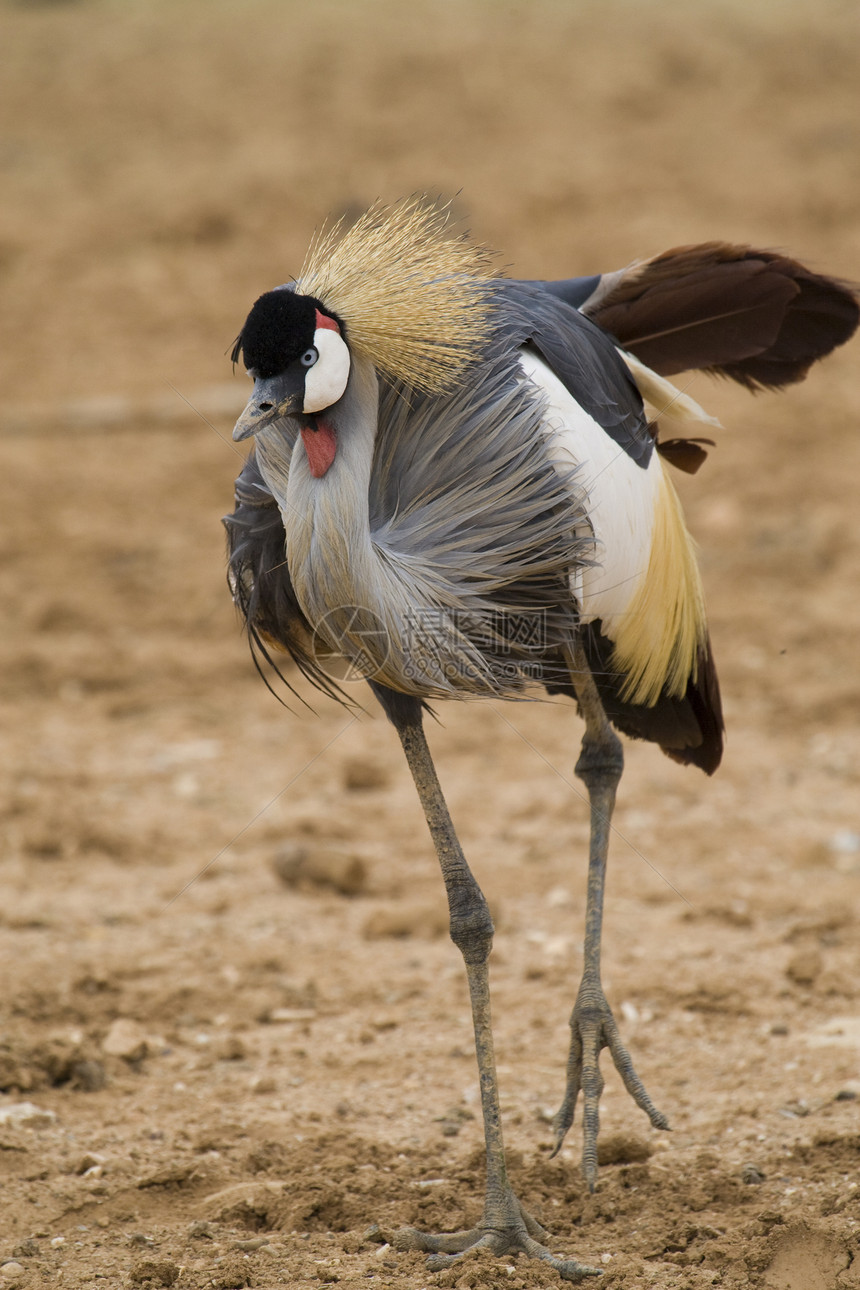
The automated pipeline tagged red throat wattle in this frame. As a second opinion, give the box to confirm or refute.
[300,418,337,478]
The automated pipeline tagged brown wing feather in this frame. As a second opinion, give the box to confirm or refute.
[655,436,714,474]
[585,242,859,389]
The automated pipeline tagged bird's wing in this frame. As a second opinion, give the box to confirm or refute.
[519,274,604,311]
[496,281,724,773]
[495,279,654,467]
[545,243,859,389]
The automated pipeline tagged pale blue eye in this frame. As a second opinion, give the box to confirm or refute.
[300,347,318,367]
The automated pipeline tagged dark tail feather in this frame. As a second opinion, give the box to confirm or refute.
[580,242,859,390]
[565,621,725,775]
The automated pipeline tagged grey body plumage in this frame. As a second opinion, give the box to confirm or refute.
[245,278,657,702]
[253,298,592,698]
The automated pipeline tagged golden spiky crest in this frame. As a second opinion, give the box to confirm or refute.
[295,198,498,395]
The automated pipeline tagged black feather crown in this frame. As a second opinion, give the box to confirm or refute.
[232,289,335,379]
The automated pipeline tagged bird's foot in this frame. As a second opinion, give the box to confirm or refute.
[393,1189,601,1283]
[552,982,670,1189]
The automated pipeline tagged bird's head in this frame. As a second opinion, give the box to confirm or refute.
[230,199,498,480]
[232,288,351,478]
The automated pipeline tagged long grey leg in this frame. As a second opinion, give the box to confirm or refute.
[370,687,600,1283]
[396,717,508,1207]
[552,644,670,1189]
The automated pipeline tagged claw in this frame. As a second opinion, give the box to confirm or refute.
[554,984,670,1188]
[393,1189,602,1282]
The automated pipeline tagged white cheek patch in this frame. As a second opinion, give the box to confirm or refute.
[303,328,351,413]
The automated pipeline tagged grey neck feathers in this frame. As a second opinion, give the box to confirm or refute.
[282,356,395,674]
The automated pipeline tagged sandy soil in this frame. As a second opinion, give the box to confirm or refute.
[2,2,860,1287]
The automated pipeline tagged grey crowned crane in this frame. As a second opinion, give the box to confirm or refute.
[224,201,858,1282]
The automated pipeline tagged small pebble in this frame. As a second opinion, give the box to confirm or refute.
[596,1132,652,1166]
[830,829,860,855]
[435,1105,475,1137]
[215,1034,247,1061]
[0,1102,57,1129]
[342,757,389,791]
[72,1060,107,1092]
[249,1074,277,1095]
[264,1008,316,1024]
[137,1163,195,1188]
[0,1263,25,1279]
[75,1152,107,1175]
[272,844,368,896]
[362,902,448,941]
[102,1018,149,1061]
[779,1101,808,1119]
[50,1237,65,1248]
[129,1260,180,1287]
[188,1220,214,1239]
[11,1240,39,1259]
[786,948,823,986]
[742,1163,766,1184]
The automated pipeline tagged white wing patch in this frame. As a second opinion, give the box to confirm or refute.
[519,349,659,633]
[519,349,707,705]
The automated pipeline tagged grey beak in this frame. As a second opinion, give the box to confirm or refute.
[232,377,303,442]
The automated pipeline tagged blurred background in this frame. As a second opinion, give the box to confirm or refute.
[3,0,859,405]
[1,2,859,1285]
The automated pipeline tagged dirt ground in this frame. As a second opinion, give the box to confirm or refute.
[2,1,860,1287]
